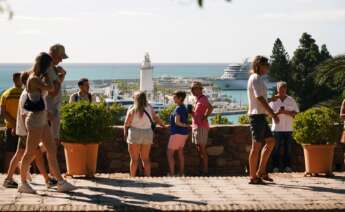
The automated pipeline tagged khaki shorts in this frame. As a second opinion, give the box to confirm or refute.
[127,127,153,145]
[192,128,209,145]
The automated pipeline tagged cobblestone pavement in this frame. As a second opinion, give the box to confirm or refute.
[0,172,344,211]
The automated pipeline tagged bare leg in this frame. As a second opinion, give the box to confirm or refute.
[198,144,208,174]
[20,128,42,183]
[257,137,275,176]
[140,144,152,177]
[40,125,63,181]
[167,149,175,176]
[128,144,140,177]
[178,148,185,175]
[5,147,24,180]
[4,152,15,174]
[249,141,262,179]
[33,148,49,182]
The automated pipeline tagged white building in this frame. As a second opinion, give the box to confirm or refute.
[140,53,154,98]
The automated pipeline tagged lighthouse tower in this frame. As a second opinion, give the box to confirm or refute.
[140,53,154,98]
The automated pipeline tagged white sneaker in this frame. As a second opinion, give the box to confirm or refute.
[18,183,36,194]
[57,180,77,192]
[284,167,292,173]
[273,168,280,173]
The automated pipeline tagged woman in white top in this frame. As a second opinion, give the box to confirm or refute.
[124,91,166,177]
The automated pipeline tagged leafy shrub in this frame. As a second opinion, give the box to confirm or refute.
[158,104,176,124]
[292,107,342,145]
[108,103,126,125]
[60,102,113,143]
[211,114,231,125]
[238,114,249,124]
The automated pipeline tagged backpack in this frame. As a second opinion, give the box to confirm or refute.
[74,93,92,103]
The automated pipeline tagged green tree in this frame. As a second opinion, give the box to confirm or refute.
[211,114,230,125]
[269,38,292,84]
[290,32,322,110]
[319,44,332,62]
[108,103,126,125]
[238,114,249,124]
[314,54,345,111]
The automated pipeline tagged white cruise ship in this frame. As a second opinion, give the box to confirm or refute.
[213,59,275,90]
[213,61,250,90]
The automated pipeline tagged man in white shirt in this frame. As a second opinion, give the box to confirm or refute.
[269,81,299,173]
[247,56,279,185]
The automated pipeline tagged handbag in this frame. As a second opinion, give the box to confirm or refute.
[144,109,156,131]
[23,96,45,112]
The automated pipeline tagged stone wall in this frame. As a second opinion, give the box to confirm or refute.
[0,125,344,176]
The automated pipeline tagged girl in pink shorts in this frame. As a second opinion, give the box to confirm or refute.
[167,91,190,176]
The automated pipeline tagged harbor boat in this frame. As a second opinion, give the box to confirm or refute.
[213,59,275,90]
[213,60,250,90]
[104,82,166,111]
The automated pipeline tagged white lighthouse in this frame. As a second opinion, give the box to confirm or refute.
[139,53,154,98]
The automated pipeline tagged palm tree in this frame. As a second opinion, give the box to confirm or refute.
[313,54,345,111]
[314,54,345,92]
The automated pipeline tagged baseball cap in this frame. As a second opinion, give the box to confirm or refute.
[50,44,68,59]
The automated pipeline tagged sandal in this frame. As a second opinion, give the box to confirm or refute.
[248,177,266,185]
[259,174,274,182]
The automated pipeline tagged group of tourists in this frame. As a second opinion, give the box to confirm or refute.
[1,45,77,193]
[1,44,343,193]
[123,81,213,177]
[122,55,301,183]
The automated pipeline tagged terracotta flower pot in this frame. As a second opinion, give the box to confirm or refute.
[62,142,99,177]
[303,144,335,175]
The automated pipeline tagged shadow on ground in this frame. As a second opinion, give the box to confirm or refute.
[89,177,172,188]
[44,177,206,210]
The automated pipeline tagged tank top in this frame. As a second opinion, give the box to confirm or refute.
[130,105,154,129]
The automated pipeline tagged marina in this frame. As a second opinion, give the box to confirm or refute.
[0,59,278,123]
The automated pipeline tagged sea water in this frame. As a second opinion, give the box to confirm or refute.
[0,63,248,123]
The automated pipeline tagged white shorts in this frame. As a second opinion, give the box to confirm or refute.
[127,127,153,145]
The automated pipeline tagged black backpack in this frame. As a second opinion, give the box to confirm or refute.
[74,93,92,103]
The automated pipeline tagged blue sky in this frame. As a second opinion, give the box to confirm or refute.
[0,0,344,63]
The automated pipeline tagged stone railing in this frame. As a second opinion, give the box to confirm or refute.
[0,125,344,176]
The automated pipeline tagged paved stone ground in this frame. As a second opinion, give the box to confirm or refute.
[0,172,344,211]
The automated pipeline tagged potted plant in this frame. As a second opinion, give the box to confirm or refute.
[292,107,342,176]
[60,102,112,177]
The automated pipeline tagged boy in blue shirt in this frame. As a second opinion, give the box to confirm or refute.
[167,91,190,176]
